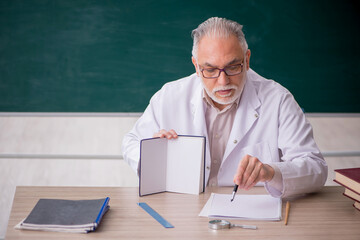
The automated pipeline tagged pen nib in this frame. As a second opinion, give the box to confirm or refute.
[230,192,235,202]
[231,185,238,202]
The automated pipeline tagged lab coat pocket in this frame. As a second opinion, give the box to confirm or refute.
[239,141,273,164]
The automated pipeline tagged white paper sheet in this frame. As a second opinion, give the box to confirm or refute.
[199,193,282,221]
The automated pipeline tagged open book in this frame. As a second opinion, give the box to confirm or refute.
[139,135,206,196]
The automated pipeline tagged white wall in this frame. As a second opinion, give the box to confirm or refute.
[1,113,359,239]
[0,113,140,239]
[307,115,360,186]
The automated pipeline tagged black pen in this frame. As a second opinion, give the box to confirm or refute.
[230,184,238,202]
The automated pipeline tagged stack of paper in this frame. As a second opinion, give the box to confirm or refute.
[199,193,282,220]
[15,197,110,233]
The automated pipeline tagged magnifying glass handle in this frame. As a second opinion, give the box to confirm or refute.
[231,224,257,230]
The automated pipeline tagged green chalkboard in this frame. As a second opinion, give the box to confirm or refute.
[0,0,359,112]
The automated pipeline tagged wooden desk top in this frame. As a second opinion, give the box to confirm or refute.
[5,186,360,240]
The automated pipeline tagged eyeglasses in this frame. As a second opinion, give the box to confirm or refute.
[199,63,244,79]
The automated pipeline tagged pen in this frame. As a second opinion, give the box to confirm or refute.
[284,201,290,225]
[230,184,238,202]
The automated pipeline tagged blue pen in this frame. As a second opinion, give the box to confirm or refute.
[230,184,238,202]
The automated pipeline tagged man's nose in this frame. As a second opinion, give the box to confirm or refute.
[217,70,230,85]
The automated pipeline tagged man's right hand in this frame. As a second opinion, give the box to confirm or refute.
[153,129,178,139]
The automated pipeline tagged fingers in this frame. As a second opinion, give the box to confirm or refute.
[168,129,178,138]
[233,155,249,186]
[233,155,274,190]
[243,161,263,190]
[153,129,178,139]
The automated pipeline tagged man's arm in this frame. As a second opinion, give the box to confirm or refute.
[232,92,327,198]
[270,93,328,198]
[122,96,162,174]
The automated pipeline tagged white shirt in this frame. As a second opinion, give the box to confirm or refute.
[122,69,328,198]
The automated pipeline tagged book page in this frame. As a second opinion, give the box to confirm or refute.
[166,136,205,194]
[139,138,167,196]
[209,193,282,220]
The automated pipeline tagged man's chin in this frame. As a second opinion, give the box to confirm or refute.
[213,95,235,105]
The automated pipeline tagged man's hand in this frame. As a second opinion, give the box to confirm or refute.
[233,154,275,190]
[153,129,178,139]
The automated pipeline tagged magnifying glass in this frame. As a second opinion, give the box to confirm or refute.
[208,220,257,230]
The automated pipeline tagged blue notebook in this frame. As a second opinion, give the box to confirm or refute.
[15,197,110,233]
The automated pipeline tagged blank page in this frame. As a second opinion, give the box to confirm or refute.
[166,136,205,194]
[209,194,282,220]
[139,138,167,196]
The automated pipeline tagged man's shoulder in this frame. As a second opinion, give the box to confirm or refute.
[153,73,201,99]
[247,69,290,96]
[247,69,303,113]
[162,73,200,89]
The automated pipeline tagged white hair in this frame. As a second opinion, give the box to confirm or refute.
[191,17,248,59]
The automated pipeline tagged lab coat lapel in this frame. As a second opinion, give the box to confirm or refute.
[190,81,211,184]
[222,78,261,161]
[190,81,208,137]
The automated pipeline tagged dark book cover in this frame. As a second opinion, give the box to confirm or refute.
[334,168,360,195]
[17,197,110,233]
[335,168,360,183]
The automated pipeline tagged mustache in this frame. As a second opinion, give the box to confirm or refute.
[212,85,238,94]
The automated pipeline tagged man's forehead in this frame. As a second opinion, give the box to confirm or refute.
[197,35,245,57]
[198,34,243,47]
[197,38,245,67]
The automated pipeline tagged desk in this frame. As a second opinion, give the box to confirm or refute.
[5,186,360,240]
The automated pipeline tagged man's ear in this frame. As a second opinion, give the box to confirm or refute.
[191,56,199,76]
[246,49,251,71]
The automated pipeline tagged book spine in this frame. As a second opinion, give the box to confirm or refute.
[95,197,110,225]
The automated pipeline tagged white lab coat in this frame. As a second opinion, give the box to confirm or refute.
[122,69,328,198]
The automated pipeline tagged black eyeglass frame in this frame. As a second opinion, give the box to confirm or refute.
[199,62,244,79]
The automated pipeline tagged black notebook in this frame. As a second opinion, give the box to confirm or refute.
[15,197,110,233]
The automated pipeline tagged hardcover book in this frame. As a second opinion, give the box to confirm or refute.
[343,188,360,203]
[334,167,360,194]
[139,135,206,196]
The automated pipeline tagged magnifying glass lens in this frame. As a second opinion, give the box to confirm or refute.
[208,220,231,229]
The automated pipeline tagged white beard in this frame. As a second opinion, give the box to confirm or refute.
[202,73,246,106]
